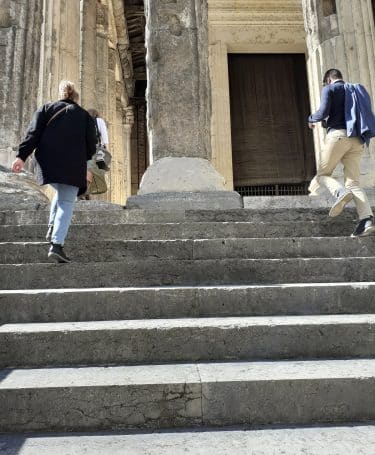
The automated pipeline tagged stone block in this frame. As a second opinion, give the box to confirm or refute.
[136,157,229,194]
[2,315,375,367]
[127,191,243,210]
[1,283,375,325]
[0,167,49,210]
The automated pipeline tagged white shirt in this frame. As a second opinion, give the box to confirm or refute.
[96,117,109,146]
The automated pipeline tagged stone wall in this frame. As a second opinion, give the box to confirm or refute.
[0,0,134,204]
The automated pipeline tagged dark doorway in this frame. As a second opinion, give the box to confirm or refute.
[228,54,315,194]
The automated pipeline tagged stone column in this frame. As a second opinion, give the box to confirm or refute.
[79,0,97,107]
[38,0,81,105]
[123,106,135,200]
[209,40,233,190]
[127,0,242,209]
[302,0,375,189]
[0,0,43,168]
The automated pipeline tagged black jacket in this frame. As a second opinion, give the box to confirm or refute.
[17,99,97,192]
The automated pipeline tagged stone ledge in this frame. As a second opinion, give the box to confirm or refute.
[127,191,243,210]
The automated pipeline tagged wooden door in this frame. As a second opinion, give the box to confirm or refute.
[228,54,315,187]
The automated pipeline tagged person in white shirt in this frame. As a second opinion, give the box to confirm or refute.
[87,109,110,170]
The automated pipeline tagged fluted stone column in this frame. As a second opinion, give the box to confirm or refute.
[127,0,242,209]
[302,0,375,188]
[0,0,43,168]
[38,0,81,106]
[79,0,97,108]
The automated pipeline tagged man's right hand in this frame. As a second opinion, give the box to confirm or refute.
[11,158,25,173]
[308,122,315,129]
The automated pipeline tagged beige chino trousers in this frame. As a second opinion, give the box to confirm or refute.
[317,129,373,220]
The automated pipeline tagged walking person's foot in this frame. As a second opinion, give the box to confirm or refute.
[351,216,375,237]
[48,243,71,263]
[329,190,354,217]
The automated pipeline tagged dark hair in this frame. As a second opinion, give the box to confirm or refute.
[323,68,343,84]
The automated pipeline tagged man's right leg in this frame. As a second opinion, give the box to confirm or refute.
[46,187,58,241]
[317,131,353,217]
[341,139,375,236]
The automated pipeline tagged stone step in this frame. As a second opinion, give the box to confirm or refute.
[1,283,374,324]
[2,315,375,368]
[1,424,375,454]
[1,257,374,290]
[0,207,358,225]
[0,236,374,263]
[0,221,355,242]
[1,359,375,432]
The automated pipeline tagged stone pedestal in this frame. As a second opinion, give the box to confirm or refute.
[127,0,242,209]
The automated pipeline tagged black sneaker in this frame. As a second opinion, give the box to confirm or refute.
[46,225,53,242]
[351,216,375,237]
[48,243,71,263]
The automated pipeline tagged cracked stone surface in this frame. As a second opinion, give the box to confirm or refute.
[2,360,375,432]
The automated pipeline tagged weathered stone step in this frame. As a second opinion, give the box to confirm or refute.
[0,221,353,242]
[1,358,375,432]
[0,208,358,225]
[2,315,375,367]
[1,257,374,290]
[1,424,375,454]
[0,236,374,263]
[1,283,374,324]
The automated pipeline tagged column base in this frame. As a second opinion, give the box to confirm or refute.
[126,191,243,210]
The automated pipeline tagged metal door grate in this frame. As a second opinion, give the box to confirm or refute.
[235,182,309,197]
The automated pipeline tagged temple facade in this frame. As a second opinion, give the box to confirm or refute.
[1,0,375,205]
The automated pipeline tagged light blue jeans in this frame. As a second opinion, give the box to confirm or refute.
[48,183,79,245]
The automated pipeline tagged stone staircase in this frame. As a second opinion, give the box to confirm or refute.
[1,205,375,451]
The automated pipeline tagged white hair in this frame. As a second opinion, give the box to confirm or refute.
[58,80,78,101]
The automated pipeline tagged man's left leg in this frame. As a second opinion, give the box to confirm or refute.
[317,130,353,217]
[48,183,79,262]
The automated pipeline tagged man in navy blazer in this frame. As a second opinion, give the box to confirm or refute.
[308,68,375,237]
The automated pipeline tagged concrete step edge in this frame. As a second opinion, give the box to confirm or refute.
[2,358,375,389]
[3,314,375,333]
[1,423,375,454]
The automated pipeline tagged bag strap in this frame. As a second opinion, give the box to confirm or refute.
[46,105,69,126]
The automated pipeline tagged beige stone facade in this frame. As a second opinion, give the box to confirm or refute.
[1,0,375,203]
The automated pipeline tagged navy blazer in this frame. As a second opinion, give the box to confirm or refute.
[345,83,375,145]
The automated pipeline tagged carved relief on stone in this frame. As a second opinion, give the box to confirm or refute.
[302,0,339,49]
[115,81,123,100]
[123,106,134,125]
[97,1,109,33]
[108,47,117,71]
